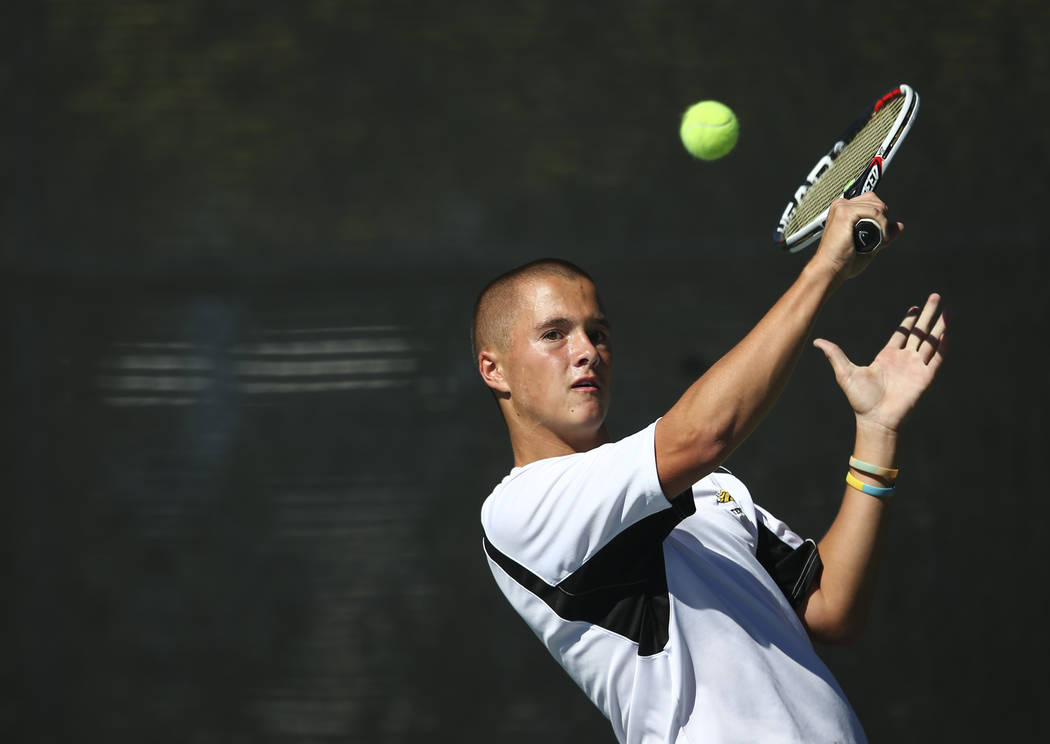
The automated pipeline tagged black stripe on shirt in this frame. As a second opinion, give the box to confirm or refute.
[755,525,823,609]
[483,490,695,657]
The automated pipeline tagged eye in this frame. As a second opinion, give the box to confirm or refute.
[541,329,564,341]
[588,329,610,346]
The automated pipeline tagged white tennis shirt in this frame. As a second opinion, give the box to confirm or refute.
[481,422,867,744]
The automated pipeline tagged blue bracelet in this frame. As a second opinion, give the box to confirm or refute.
[845,471,895,499]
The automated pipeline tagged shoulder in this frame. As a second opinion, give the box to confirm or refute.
[480,422,670,579]
[492,421,660,497]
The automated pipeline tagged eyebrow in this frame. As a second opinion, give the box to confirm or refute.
[533,315,612,332]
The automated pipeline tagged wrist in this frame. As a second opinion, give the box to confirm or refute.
[800,257,846,300]
[852,419,899,484]
[854,416,901,443]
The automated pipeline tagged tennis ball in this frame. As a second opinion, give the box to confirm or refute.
[679,100,738,161]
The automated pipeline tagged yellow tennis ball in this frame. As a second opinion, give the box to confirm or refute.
[679,100,738,160]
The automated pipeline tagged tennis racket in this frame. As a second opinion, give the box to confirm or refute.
[775,84,919,254]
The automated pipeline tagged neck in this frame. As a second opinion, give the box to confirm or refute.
[508,422,609,467]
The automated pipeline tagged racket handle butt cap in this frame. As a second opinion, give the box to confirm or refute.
[853,218,882,253]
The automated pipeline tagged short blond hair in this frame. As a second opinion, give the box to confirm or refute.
[471,258,596,360]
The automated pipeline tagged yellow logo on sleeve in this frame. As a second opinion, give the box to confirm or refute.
[716,489,743,515]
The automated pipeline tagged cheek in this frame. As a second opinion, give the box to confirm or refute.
[514,355,563,401]
[508,360,539,397]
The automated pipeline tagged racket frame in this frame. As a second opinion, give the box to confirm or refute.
[775,84,919,253]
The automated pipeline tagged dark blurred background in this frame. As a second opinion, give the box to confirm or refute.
[4,1,1049,742]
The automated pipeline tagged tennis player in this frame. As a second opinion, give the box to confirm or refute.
[474,193,947,743]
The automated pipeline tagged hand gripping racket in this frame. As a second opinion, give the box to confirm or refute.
[775,84,919,254]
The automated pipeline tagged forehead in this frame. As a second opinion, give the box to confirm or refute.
[513,274,604,325]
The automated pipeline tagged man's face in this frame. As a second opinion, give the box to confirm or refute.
[498,274,612,447]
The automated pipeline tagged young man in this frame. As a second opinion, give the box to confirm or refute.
[474,194,947,744]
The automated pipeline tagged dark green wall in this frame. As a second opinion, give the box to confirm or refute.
[5,1,1048,741]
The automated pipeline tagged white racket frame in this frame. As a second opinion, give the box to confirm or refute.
[776,84,920,253]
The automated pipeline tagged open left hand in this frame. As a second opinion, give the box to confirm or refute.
[813,294,948,433]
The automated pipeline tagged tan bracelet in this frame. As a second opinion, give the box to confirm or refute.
[849,456,899,481]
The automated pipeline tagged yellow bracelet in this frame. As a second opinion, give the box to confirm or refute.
[846,471,895,499]
[849,456,899,481]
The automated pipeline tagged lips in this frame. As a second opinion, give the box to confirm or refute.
[571,377,600,391]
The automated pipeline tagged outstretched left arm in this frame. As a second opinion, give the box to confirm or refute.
[800,293,948,644]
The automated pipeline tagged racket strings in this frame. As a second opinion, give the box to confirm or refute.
[786,95,906,233]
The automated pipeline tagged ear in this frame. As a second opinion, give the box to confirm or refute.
[478,350,511,394]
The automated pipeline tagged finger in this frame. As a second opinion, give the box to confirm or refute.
[892,306,921,348]
[847,193,903,250]
[928,326,948,373]
[920,308,948,364]
[907,293,941,351]
[840,193,888,226]
[850,191,888,213]
[883,220,905,245]
[923,329,948,379]
[813,338,853,380]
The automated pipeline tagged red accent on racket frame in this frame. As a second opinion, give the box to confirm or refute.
[872,88,902,113]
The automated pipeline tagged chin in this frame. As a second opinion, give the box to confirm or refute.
[565,411,608,440]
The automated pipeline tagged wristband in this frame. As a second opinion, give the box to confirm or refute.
[849,456,899,481]
[846,471,895,499]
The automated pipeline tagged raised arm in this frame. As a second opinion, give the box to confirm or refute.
[800,293,947,643]
[655,194,902,498]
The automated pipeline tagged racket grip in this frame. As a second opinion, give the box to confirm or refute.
[853,218,882,253]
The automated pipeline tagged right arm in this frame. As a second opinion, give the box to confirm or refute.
[655,194,902,499]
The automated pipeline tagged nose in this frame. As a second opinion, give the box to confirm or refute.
[571,330,600,368]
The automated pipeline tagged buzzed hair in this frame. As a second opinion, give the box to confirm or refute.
[471,258,596,360]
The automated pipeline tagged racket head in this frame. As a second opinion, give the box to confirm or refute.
[775,84,919,253]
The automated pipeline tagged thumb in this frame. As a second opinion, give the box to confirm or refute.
[880,220,905,249]
[812,338,853,379]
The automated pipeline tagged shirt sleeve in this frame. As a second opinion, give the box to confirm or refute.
[754,504,805,550]
[480,422,671,584]
[754,505,823,609]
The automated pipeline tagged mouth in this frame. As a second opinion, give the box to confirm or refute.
[570,377,601,392]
